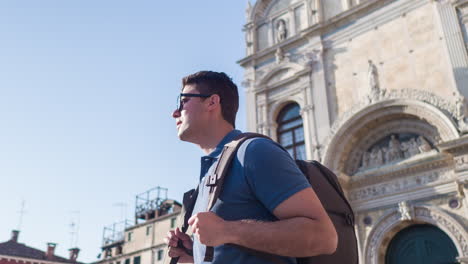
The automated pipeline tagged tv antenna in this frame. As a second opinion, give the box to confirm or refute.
[69,211,80,248]
[17,200,27,230]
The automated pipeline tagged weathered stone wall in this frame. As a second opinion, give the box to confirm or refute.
[326,1,455,118]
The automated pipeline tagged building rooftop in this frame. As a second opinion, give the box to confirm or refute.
[0,230,82,264]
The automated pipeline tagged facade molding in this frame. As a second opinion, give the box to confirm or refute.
[363,205,468,264]
[322,89,462,171]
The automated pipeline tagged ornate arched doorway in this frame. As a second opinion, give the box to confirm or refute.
[385,224,459,264]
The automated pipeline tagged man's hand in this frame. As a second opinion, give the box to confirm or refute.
[188,212,230,247]
[164,227,194,263]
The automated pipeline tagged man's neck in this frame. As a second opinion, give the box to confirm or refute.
[197,123,234,155]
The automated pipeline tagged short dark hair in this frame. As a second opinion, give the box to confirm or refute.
[182,71,239,127]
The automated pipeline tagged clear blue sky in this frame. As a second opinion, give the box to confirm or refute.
[0,1,248,262]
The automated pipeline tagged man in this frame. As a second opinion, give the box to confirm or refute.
[166,71,337,264]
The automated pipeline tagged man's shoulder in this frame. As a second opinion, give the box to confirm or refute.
[235,136,289,165]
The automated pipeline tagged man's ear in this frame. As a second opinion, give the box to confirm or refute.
[207,94,221,109]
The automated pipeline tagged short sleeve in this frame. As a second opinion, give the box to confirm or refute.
[238,138,311,213]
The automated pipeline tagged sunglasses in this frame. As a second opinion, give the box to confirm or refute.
[176,93,213,112]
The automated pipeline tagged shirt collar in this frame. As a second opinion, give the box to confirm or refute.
[206,129,242,158]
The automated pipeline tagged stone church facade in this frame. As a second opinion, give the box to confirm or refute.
[239,0,468,263]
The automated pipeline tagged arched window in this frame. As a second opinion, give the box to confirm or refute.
[277,103,306,159]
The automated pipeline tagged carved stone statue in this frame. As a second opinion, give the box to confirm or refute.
[398,201,413,221]
[454,93,468,132]
[276,19,287,42]
[417,136,432,152]
[382,147,389,163]
[361,151,370,168]
[368,60,380,96]
[400,141,410,158]
[455,93,466,122]
[408,137,421,156]
[275,47,285,63]
[370,146,383,167]
[387,135,403,162]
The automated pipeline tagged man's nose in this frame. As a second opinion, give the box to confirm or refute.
[172,109,180,118]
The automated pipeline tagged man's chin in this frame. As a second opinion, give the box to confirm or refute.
[177,130,189,141]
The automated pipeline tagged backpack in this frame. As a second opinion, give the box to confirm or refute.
[170,132,359,264]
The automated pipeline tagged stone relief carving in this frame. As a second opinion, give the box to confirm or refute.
[303,48,323,68]
[455,154,468,172]
[275,47,285,64]
[358,134,434,172]
[398,201,413,221]
[322,89,464,154]
[366,212,400,262]
[456,180,466,198]
[349,169,452,201]
[276,19,287,42]
[365,206,468,264]
[367,60,380,98]
[455,93,468,132]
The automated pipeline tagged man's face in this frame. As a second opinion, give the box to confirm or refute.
[172,84,209,142]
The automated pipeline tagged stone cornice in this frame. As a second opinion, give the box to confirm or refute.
[350,152,453,188]
[351,181,457,212]
[238,0,394,67]
[322,0,424,46]
[438,134,468,153]
[256,68,311,92]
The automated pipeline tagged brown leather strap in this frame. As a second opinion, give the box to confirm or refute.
[203,132,269,262]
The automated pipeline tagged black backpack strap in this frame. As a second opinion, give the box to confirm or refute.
[169,187,198,264]
[203,132,268,262]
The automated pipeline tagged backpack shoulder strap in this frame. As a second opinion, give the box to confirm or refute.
[205,132,269,211]
[203,132,269,262]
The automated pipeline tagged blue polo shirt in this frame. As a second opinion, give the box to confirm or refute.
[191,130,311,264]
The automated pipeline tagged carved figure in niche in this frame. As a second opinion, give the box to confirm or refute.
[369,146,383,167]
[398,201,412,221]
[382,147,389,163]
[361,151,370,168]
[408,137,421,156]
[417,136,432,152]
[275,47,285,63]
[368,60,380,97]
[400,141,410,158]
[454,93,468,132]
[387,135,403,162]
[276,19,287,42]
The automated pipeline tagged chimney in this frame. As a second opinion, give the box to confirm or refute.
[46,243,57,260]
[69,248,80,262]
[10,230,19,242]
